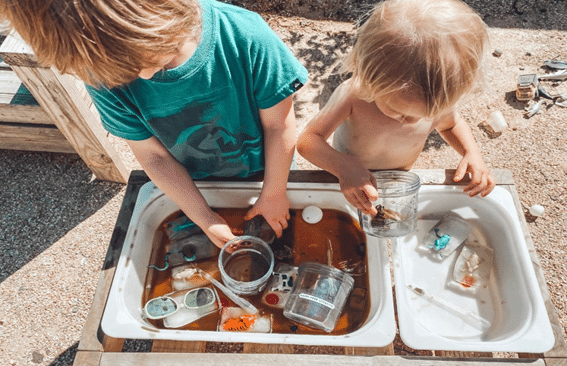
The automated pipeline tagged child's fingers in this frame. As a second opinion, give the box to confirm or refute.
[369,173,378,191]
[243,206,259,220]
[464,172,488,197]
[358,192,377,216]
[345,190,375,216]
[362,184,378,202]
[267,218,284,238]
[453,160,469,182]
[480,174,496,197]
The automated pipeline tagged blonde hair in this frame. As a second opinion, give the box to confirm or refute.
[342,0,488,117]
[1,0,201,88]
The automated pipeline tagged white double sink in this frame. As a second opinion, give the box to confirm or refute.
[101,180,554,352]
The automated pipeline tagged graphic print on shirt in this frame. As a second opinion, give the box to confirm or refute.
[146,97,262,178]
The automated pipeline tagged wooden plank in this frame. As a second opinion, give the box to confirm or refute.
[101,336,124,352]
[6,64,129,182]
[0,31,129,182]
[0,122,75,153]
[544,358,567,366]
[0,68,21,103]
[151,340,206,353]
[0,30,40,67]
[72,351,102,366]
[501,184,567,358]
[411,168,514,186]
[243,343,295,354]
[0,103,52,124]
[77,178,146,352]
[99,353,546,365]
[77,268,120,352]
[436,351,492,358]
[285,169,514,186]
[345,345,395,356]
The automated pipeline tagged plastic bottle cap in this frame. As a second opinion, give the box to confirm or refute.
[302,206,323,224]
[528,204,544,216]
[486,111,508,133]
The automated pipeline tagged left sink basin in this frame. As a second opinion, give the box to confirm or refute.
[101,180,396,347]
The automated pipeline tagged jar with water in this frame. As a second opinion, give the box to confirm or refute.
[358,170,421,237]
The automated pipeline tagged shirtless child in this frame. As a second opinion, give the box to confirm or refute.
[297,0,495,216]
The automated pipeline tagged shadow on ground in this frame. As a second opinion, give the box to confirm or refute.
[225,0,567,31]
[0,150,123,283]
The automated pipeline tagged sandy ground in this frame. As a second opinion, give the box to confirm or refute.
[1,3,566,365]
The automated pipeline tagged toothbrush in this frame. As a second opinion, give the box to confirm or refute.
[197,268,258,314]
[407,285,490,330]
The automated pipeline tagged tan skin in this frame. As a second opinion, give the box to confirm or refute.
[129,38,296,249]
[297,79,495,217]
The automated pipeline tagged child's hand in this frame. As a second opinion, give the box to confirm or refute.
[245,194,290,238]
[200,212,237,249]
[337,161,379,216]
[454,154,496,197]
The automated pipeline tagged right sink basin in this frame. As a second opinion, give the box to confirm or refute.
[392,185,555,353]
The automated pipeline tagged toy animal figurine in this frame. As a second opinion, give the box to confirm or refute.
[430,228,451,251]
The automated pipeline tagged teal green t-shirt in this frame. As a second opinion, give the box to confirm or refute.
[87,0,308,179]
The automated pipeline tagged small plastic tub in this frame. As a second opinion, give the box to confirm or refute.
[218,236,274,295]
[283,262,354,332]
[358,171,421,237]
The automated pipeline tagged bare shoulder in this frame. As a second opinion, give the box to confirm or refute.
[333,78,358,101]
[320,78,358,114]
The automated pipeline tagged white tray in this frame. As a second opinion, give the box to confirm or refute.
[392,186,554,352]
[101,181,396,347]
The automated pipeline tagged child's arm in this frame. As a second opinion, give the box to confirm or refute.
[297,82,378,216]
[244,95,295,237]
[435,110,495,197]
[127,137,236,249]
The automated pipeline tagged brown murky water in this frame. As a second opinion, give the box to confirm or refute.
[142,208,370,335]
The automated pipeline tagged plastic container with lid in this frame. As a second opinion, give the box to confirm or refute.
[358,170,421,237]
[283,262,354,332]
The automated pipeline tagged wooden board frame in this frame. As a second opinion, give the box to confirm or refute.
[0,32,129,183]
[73,169,567,365]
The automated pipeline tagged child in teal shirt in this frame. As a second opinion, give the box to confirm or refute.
[2,0,307,248]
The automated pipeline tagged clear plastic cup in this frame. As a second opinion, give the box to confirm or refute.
[218,236,274,295]
[283,262,354,333]
[358,171,421,237]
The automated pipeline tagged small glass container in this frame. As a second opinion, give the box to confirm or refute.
[358,171,421,237]
[218,236,274,295]
[283,262,354,333]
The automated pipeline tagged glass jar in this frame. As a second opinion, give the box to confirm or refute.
[358,170,420,237]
